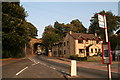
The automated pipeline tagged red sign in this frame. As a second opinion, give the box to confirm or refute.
[102,42,112,64]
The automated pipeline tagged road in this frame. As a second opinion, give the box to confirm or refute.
[36,55,119,79]
[2,57,65,79]
[2,55,120,80]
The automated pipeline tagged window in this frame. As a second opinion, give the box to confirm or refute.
[67,41,69,46]
[64,42,66,46]
[64,50,65,54]
[86,40,88,44]
[60,51,61,55]
[95,49,97,53]
[91,49,93,53]
[98,49,101,52]
[78,40,83,43]
[96,41,99,44]
[60,44,62,47]
[79,49,84,53]
[54,51,56,54]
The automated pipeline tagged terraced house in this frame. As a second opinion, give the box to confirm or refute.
[52,31,103,57]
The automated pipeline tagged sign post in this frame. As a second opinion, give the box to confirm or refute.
[98,14,112,80]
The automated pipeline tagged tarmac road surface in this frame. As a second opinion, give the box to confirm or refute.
[1,55,120,80]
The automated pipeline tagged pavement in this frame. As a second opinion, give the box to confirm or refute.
[0,54,36,66]
[0,57,26,66]
[48,56,120,74]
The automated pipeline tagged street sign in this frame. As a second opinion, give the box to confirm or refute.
[98,14,105,28]
[102,42,112,64]
[98,13,112,80]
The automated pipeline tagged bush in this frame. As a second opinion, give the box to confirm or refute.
[69,55,87,61]
[2,50,25,58]
[87,56,102,62]
[69,55,78,60]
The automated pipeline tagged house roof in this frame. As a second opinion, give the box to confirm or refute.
[70,33,102,40]
[86,44,99,49]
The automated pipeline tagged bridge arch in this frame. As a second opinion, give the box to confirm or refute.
[29,38,45,55]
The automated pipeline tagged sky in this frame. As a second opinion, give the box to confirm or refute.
[20,2,119,38]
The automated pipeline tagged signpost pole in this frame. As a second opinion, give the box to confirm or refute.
[104,15,111,80]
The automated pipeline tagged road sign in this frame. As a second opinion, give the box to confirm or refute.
[98,14,112,80]
[102,42,112,64]
[98,14,105,28]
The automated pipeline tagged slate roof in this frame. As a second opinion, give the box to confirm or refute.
[70,33,102,40]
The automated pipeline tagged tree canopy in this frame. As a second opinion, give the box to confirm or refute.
[2,2,38,58]
[88,10,120,39]
[88,10,120,50]
[42,19,87,51]
[42,25,61,50]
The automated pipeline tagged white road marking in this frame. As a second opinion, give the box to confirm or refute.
[28,58,35,63]
[28,58,39,64]
[52,67,56,70]
[32,64,36,66]
[29,57,69,75]
[16,66,28,76]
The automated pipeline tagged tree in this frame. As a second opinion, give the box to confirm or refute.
[2,2,27,20]
[42,19,87,54]
[88,10,120,50]
[26,22,38,38]
[109,34,120,50]
[42,25,61,51]
[88,10,120,41]
[54,21,66,38]
[70,19,87,33]
[54,19,87,37]
[2,2,38,58]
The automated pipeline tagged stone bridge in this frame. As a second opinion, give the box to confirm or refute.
[29,38,43,54]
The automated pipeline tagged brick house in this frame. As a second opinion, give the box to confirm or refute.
[52,31,103,57]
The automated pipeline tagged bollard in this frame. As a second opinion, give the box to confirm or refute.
[70,60,77,76]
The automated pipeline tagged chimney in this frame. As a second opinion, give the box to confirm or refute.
[69,31,72,34]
